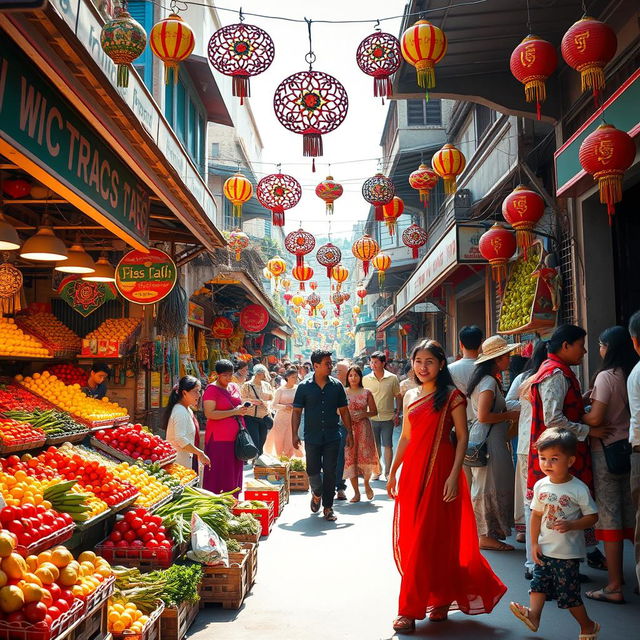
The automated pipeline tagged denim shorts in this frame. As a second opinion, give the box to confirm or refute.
[372,420,394,448]
[530,555,582,609]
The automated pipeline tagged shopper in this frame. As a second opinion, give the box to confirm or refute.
[241,364,274,457]
[628,310,640,593]
[582,326,637,604]
[466,336,520,551]
[344,365,379,502]
[233,361,249,385]
[510,429,600,639]
[83,362,111,399]
[449,325,483,426]
[388,340,506,633]
[264,368,303,458]
[163,375,210,471]
[292,349,353,521]
[202,359,251,495]
[363,351,401,480]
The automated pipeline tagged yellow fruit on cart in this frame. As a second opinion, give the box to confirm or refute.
[2,553,26,580]
[0,584,24,613]
[0,532,15,558]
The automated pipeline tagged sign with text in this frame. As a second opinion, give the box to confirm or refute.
[115,248,177,304]
[188,301,206,328]
[457,224,485,263]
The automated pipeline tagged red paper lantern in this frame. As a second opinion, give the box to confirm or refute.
[309,281,318,291]
[149,13,195,84]
[408,164,439,207]
[356,31,402,101]
[362,173,395,221]
[257,173,302,227]
[207,22,275,105]
[331,264,349,290]
[352,234,380,276]
[273,70,348,169]
[501,185,545,255]
[372,252,392,289]
[285,228,316,269]
[356,286,367,301]
[400,19,447,91]
[3,179,31,199]
[578,124,636,223]
[510,35,558,120]
[240,304,269,333]
[402,223,428,259]
[432,144,466,194]
[292,264,314,290]
[315,176,343,215]
[382,196,405,236]
[316,242,342,278]
[283,292,293,306]
[479,223,517,289]
[561,17,617,103]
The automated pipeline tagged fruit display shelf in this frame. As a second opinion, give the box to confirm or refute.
[16,521,76,557]
[90,437,176,468]
[95,539,188,571]
[0,433,47,454]
[44,429,91,446]
[72,506,113,532]
[109,493,140,514]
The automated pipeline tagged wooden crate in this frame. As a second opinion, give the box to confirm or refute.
[242,542,258,587]
[253,464,290,503]
[160,601,199,640]
[198,552,250,609]
[228,531,260,545]
[289,470,310,492]
[72,600,108,640]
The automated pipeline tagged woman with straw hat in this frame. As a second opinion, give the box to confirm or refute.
[465,336,521,551]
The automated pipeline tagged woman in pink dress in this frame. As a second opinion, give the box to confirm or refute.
[264,368,304,458]
[344,365,380,502]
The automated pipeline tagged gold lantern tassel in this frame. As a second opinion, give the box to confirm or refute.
[443,177,457,195]
[386,221,396,236]
[378,271,386,290]
[415,60,435,89]
[581,64,606,94]
[419,190,430,207]
[524,79,546,120]
[597,174,623,225]
[516,228,535,260]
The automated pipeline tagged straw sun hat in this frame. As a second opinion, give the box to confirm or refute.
[475,336,520,364]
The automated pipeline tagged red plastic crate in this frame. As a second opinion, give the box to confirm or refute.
[232,503,274,537]
[244,488,283,518]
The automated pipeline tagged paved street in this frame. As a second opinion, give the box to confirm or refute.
[191,474,639,640]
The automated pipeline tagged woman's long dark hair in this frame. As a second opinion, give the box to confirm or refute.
[466,360,497,398]
[161,375,200,431]
[410,340,453,411]
[593,325,639,383]
[522,340,549,378]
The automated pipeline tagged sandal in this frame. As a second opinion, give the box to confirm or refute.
[429,606,449,622]
[578,621,600,640]
[587,549,607,571]
[323,508,337,521]
[310,494,321,513]
[585,587,625,604]
[509,602,539,632]
[480,541,515,551]
[349,494,361,503]
[392,616,415,633]
[365,486,374,500]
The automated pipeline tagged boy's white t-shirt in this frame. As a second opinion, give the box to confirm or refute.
[531,475,597,559]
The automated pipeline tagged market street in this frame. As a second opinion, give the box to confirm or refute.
[191,472,640,640]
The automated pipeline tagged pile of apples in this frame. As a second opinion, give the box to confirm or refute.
[46,364,88,387]
[0,419,46,448]
[95,424,175,463]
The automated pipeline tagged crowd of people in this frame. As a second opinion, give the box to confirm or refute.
[157,312,640,638]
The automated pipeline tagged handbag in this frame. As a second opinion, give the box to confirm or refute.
[464,382,499,468]
[249,384,274,430]
[600,438,632,475]
[234,419,259,461]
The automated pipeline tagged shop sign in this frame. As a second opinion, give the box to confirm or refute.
[115,248,177,304]
[211,316,234,339]
[0,38,150,247]
[376,304,394,326]
[396,225,457,314]
[239,304,269,333]
[188,301,206,328]
[57,275,118,317]
[457,224,485,263]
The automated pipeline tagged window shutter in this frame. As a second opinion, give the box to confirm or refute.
[128,1,153,90]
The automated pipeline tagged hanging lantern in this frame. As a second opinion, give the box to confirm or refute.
[343,292,351,302]
[207,22,275,105]
[281,277,291,291]
[501,185,545,254]
[285,227,316,269]
[362,173,395,221]
[321,309,327,319]
[372,252,392,289]
[356,285,367,301]
[257,173,302,227]
[227,229,249,261]
[283,292,293,306]
[400,19,447,93]
[316,242,342,278]
[382,196,405,236]
[356,31,402,101]
[307,319,315,329]
[296,315,304,325]
[408,164,439,208]
[578,123,636,223]
[267,255,287,279]
[315,176,344,215]
[292,264,314,290]
[291,293,305,308]
[402,223,428,259]
[353,305,361,316]
[510,35,557,120]
[332,318,340,327]
[331,264,349,291]
[306,292,321,316]
[332,291,346,315]
[561,17,617,104]
[100,9,147,88]
[432,144,466,194]
[2,179,31,199]
[263,267,273,280]
[223,173,253,223]
[479,222,517,290]
[149,13,196,84]
[273,70,349,169]
[352,234,380,276]
[309,281,318,291]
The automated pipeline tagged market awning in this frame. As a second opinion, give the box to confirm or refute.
[183,55,233,127]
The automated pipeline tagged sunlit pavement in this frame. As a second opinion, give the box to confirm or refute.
[189,471,639,640]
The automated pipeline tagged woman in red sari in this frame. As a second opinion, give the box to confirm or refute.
[387,340,506,634]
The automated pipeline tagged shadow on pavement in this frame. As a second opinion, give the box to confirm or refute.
[278,516,354,536]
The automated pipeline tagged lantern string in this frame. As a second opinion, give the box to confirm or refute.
[525,0,533,33]
[304,18,316,70]
[239,6,245,22]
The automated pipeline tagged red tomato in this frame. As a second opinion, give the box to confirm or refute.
[47,606,62,620]
[24,602,47,623]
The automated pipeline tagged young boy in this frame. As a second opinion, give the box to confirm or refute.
[510,428,600,639]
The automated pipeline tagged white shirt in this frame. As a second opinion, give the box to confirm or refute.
[449,357,477,422]
[531,475,597,559]
[166,404,196,468]
[539,370,589,441]
[506,371,532,455]
[628,361,640,447]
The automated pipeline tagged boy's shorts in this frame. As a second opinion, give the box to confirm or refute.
[530,555,582,609]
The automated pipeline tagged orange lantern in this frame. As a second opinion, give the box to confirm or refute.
[382,196,405,236]
[501,186,545,255]
[408,163,439,207]
[352,305,361,316]
[400,19,447,92]
[352,234,380,276]
[292,264,314,290]
[331,264,349,290]
[267,255,287,288]
[356,285,367,301]
[149,13,196,84]
[223,173,253,223]
[578,123,636,223]
[372,251,392,289]
[432,144,466,194]
[227,229,249,261]
[479,223,517,291]
[281,278,291,291]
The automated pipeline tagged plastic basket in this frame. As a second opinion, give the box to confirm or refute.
[232,503,274,537]
[0,596,83,640]
[16,522,75,557]
[83,574,116,615]
[0,434,47,454]
[90,437,176,467]
[96,540,187,571]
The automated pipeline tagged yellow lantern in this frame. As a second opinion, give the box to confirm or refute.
[149,13,196,84]
[223,173,253,223]
[400,19,447,91]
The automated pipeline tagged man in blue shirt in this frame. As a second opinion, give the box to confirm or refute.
[292,349,353,521]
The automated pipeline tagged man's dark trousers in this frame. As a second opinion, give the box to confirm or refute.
[306,439,340,508]
[335,424,347,493]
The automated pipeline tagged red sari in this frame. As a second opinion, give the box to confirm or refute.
[393,389,506,619]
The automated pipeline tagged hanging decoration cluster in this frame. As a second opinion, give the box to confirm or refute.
[257,172,302,227]
[355,30,402,101]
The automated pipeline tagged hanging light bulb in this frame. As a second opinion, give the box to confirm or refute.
[19,226,68,261]
[55,242,96,274]
[0,209,20,251]
[82,255,115,282]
